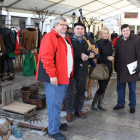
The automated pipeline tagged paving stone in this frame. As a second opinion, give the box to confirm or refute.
[97,122,120,132]
[94,130,137,140]
[106,110,127,119]
[125,119,140,128]
[106,116,140,128]
[70,135,99,140]
[118,126,138,136]
[136,137,140,140]
[105,116,126,126]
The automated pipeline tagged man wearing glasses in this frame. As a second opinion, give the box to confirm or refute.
[37,17,74,140]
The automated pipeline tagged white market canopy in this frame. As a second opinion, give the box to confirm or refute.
[2,0,140,20]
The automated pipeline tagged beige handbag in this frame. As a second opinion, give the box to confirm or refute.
[89,64,109,80]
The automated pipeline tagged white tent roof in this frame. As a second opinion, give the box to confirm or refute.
[2,0,140,20]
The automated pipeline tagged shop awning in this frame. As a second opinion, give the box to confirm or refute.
[2,0,139,20]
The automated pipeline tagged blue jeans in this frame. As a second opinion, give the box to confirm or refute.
[44,82,68,134]
[117,81,136,108]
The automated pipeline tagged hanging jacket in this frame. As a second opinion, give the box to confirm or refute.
[0,33,5,53]
[0,54,14,80]
[21,28,37,51]
[16,29,20,50]
[23,52,36,76]
[0,27,16,53]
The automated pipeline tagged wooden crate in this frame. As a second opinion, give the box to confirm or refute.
[0,101,37,121]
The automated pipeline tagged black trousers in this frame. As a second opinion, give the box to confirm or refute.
[96,73,111,95]
[65,76,88,114]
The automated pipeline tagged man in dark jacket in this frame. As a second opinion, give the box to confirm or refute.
[65,22,95,122]
[66,26,73,37]
[111,31,118,41]
[36,17,74,140]
[114,24,140,113]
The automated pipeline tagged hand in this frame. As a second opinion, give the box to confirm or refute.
[89,52,95,58]
[50,77,58,86]
[107,56,114,62]
[81,53,89,61]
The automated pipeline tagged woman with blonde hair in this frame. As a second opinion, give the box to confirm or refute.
[92,28,114,111]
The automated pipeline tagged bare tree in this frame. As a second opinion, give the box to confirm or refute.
[83,17,99,33]
[31,7,55,34]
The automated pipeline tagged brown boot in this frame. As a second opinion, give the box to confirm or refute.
[61,99,66,111]
[66,114,73,122]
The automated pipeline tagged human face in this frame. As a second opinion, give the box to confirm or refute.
[102,30,109,39]
[68,28,72,33]
[121,27,130,39]
[54,20,67,34]
[74,25,84,38]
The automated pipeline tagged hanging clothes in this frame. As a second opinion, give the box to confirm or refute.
[33,52,38,66]
[35,27,38,48]
[0,33,5,54]
[33,52,38,75]
[0,54,15,80]
[0,27,16,53]
[23,52,36,76]
[37,28,41,53]
[16,29,20,50]
[21,28,37,51]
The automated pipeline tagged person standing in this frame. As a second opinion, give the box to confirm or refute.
[111,31,118,41]
[36,17,74,140]
[92,28,114,111]
[65,22,95,122]
[114,24,140,113]
[66,26,73,37]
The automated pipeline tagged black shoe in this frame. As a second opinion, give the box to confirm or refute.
[130,108,135,114]
[59,123,68,131]
[48,132,66,140]
[113,104,124,110]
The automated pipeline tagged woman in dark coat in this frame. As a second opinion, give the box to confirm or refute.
[92,28,114,111]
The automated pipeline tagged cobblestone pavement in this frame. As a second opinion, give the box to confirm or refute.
[2,71,140,140]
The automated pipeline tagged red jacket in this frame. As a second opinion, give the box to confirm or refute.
[36,29,74,84]
[113,37,118,48]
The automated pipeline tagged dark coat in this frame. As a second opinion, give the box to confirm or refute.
[70,35,89,79]
[114,33,140,83]
[96,39,113,73]
[111,33,118,40]
[0,27,15,53]
[0,33,5,53]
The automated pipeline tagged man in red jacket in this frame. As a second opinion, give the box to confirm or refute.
[36,17,74,140]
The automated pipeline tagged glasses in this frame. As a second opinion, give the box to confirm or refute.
[58,24,67,27]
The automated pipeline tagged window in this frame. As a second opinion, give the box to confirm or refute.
[124,12,138,18]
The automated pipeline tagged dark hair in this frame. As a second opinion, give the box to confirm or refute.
[121,24,130,31]
[131,30,134,33]
[90,32,94,40]
[68,27,72,30]
[67,25,69,30]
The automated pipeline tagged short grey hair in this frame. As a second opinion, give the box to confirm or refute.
[53,17,67,27]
